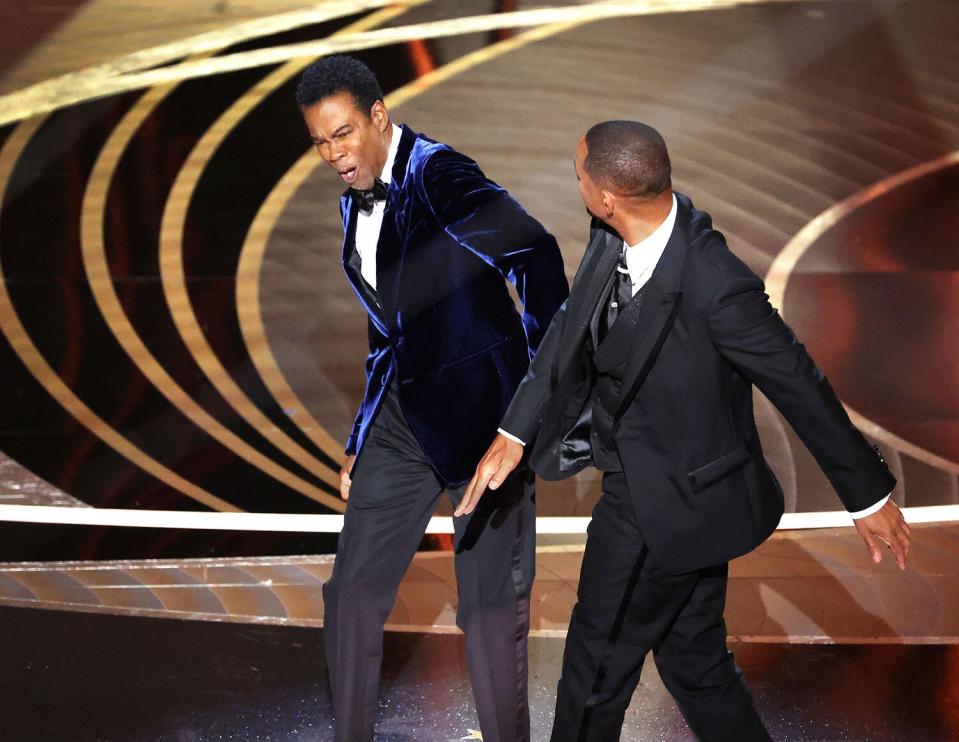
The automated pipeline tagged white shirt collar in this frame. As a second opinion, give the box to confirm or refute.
[622,193,678,291]
[379,123,402,185]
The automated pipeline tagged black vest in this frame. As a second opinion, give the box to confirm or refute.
[587,270,647,472]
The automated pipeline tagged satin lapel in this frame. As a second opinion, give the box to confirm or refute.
[374,125,416,330]
[589,266,618,351]
[561,226,622,366]
[611,280,681,420]
[340,192,388,334]
[611,206,690,420]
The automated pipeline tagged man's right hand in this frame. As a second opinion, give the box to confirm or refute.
[339,454,356,500]
[854,499,911,570]
[455,434,524,517]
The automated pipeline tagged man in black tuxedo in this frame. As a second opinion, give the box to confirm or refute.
[460,121,911,741]
[296,57,567,741]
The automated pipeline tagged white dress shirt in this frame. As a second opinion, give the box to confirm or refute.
[353,123,401,291]
[621,192,677,296]
[498,194,889,519]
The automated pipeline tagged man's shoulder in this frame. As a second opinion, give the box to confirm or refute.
[677,193,753,278]
[407,134,500,204]
[407,133,471,177]
[675,194,761,300]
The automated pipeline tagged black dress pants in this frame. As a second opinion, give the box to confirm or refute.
[551,470,771,742]
[323,382,536,742]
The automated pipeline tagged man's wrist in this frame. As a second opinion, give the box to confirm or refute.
[850,492,892,520]
[497,428,526,447]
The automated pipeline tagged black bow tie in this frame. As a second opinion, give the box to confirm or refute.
[352,178,388,215]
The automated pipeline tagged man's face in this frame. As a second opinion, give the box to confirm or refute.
[574,137,607,221]
[302,91,390,190]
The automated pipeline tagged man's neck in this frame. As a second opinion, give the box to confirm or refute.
[374,122,396,181]
[613,191,673,247]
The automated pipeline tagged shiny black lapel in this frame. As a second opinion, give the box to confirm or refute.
[373,125,417,327]
[340,192,388,333]
[610,199,689,420]
[558,223,622,371]
[589,264,618,351]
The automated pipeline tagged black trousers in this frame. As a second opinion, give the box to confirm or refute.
[323,383,536,742]
[551,470,771,742]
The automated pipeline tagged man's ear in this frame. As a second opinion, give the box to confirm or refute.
[370,100,390,132]
[601,189,615,218]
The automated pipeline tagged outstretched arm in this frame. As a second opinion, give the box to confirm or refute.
[456,297,570,517]
[707,248,909,567]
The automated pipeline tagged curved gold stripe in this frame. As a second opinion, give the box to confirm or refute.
[237,145,347,459]
[0,0,414,127]
[238,16,591,458]
[765,150,959,476]
[0,0,802,127]
[81,67,347,509]
[0,121,238,512]
[157,7,421,505]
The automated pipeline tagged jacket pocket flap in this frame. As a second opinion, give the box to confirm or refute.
[687,444,752,493]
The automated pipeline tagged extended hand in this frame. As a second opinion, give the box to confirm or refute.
[455,434,524,517]
[339,454,357,501]
[854,499,911,569]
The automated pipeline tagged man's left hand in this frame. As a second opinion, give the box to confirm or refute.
[854,499,911,570]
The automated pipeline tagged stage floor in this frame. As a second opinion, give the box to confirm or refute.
[1,603,957,741]
[2,524,959,643]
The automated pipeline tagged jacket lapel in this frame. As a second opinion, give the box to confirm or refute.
[341,192,388,334]
[373,125,417,327]
[589,264,618,351]
[557,223,622,372]
[610,200,690,420]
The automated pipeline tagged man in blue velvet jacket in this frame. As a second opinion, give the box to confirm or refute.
[296,56,568,741]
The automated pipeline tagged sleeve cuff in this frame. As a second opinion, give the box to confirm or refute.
[849,492,892,520]
[497,428,526,446]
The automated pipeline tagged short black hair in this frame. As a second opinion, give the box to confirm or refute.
[295,55,383,114]
[583,120,671,198]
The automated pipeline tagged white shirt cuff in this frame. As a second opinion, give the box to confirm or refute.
[849,492,892,519]
[497,428,526,446]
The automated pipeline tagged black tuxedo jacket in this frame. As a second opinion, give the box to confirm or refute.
[340,125,568,486]
[501,193,895,573]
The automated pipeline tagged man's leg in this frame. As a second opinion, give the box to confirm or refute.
[448,462,536,742]
[652,566,771,741]
[550,471,701,742]
[323,386,444,742]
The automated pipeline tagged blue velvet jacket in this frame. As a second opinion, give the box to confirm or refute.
[340,124,568,486]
